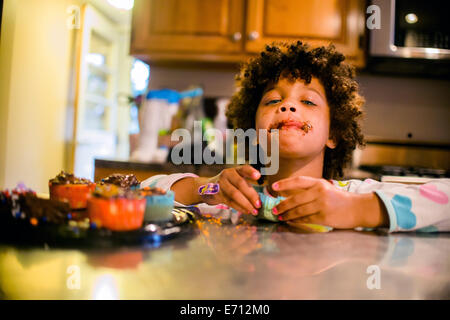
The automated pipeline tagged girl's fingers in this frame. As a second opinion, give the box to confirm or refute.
[278,200,321,221]
[228,169,261,209]
[220,178,258,215]
[273,188,318,215]
[220,191,250,215]
[286,214,324,226]
[272,175,318,192]
[236,165,261,181]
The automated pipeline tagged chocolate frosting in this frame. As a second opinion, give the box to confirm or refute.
[21,193,71,224]
[100,173,140,189]
[1,189,70,224]
[49,171,92,185]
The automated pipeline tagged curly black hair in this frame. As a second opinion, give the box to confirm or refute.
[226,41,366,179]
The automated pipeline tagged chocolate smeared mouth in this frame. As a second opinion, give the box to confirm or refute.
[270,120,313,133]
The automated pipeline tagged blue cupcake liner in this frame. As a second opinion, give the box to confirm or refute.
[143,190,175,222]
[256,191,333,231]
[257,192,285,222]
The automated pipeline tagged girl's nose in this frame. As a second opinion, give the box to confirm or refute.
[278,105,296,113]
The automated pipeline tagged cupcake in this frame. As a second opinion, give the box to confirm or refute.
[1,184,71,226]
[99,173,140,190]
[87,184,145,231]
[49,171,95,210]
[256,191,333,232]
[257,192,285,222]
[140,187,174,223]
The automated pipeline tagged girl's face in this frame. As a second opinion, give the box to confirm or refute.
[255,76,336,159]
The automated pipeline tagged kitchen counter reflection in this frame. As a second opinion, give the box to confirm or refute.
[0,214,449,299]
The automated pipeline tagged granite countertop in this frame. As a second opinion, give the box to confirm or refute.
[0,213,448,299]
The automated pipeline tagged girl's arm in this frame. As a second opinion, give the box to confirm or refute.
[335,178,450,232]
[140,165,262,214]
[170,176,208,205]
[270,176,450,232]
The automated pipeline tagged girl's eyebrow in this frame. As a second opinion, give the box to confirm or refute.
[262,85,276,95]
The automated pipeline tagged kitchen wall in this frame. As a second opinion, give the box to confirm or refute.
[0,0,134,192]
[0,0,83,193]
[148,65,450,144]
[358,75,450,144]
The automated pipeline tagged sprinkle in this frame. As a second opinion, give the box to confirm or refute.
[69,220,77,228]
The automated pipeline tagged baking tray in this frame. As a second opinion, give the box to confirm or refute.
[0,206,200,248]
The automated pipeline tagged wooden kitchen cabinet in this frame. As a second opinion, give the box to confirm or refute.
[131,0,366,67]
[245,0,366,66]
[131,0,247,61]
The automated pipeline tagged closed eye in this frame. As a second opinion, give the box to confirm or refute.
[301,100,316,106]
[265,99,281,105]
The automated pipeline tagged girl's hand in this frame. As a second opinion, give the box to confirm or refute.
[271,176,389,229]
[198,165,262,215]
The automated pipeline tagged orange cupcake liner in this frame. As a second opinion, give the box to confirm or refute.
[87,197,145,231]
[49,183,95,210]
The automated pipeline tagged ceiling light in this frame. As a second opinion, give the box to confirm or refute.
[405,13,418,24]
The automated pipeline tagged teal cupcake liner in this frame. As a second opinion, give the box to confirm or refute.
[143,190,175,222]
[256,192,285,222]
[256,191,333,231]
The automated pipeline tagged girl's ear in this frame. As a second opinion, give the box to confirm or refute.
[326,136,337,149]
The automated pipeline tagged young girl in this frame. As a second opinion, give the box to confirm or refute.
[142,41,450,233]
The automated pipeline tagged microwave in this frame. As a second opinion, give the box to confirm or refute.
[370,0,450,59]
[367,0,450,77]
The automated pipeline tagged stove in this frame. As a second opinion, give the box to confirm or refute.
[359,165,449,184]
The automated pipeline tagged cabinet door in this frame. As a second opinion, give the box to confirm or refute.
[245,0,366,66]
[131,0,245,56]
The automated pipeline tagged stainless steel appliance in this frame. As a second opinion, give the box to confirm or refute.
[370,0,450,59]
[368,0,450,77]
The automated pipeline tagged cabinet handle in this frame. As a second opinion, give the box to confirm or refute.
[232,32,242,42]
[248,31,259,41]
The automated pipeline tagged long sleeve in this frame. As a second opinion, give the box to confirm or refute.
[331,178,450,233]
[140,173,198,207]
[140,173,240,222]
[140,173,198,192]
